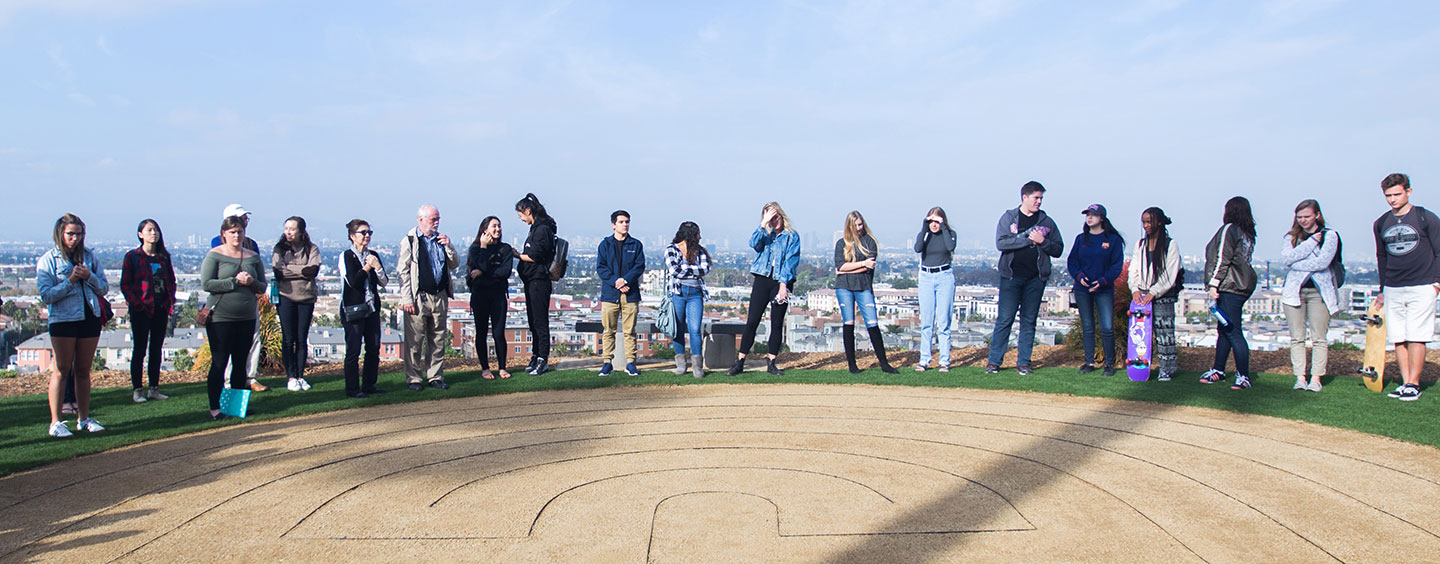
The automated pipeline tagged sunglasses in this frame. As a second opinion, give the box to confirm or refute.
[354,230,373,236]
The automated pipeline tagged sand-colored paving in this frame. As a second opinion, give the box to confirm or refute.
[1,384,1437,563]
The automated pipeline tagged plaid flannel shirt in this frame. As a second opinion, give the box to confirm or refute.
[120,248,176,316]
[664,244,710,300]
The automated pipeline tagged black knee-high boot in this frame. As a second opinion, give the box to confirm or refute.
[843,325,861,374]
[868,326,899,374]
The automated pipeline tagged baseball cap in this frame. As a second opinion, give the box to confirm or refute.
[1081,204,1107,217]
[222,203,252,219]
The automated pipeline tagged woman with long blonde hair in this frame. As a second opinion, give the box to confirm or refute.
[728,202,801,376]
[835,211,897,373]
[1279,199,1340,391]
[38,214,110,437]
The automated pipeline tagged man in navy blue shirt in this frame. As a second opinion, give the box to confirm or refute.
[597,210,645,376]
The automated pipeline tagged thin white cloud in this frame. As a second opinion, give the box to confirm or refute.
[46,45,73,82]
[98,157,117,167]
[67,92,95,106]
[96,35,113,55]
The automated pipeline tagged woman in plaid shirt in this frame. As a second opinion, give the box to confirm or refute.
[665,221,710,378]
[120,219,177,403]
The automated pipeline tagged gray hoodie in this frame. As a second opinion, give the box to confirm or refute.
[994,207,1064,279]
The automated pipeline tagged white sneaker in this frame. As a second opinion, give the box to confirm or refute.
[133,389,148,403]
[287,379,302,392]
[147,387,169,400]
[76,418,106,433]
[1293,377,1307,390]
[48,421,73,438]
[298,378,312,391]
[1306,378,1323,392]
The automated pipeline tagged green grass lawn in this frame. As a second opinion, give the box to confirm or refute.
[1,366,1434,477]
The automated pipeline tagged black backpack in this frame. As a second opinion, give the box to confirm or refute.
[549,236,569,281]
[1322,229,1345,288]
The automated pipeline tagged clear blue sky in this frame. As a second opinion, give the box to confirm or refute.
[3,0,1437,260]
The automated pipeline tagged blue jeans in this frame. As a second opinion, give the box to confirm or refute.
[918,269,955,365]
[1212,291,1250,376]
[671,285,705,357]
[988,276,1046,367]
[1074,288,1115,366]
[836,288,878,328]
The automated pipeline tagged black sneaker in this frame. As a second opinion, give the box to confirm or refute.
[1078,364,1096,374]
[1016,366,1034,375]
[428,380,450,390]
[1388,385,1409,399]
[984,364,1000,374]
[1398,385,1422,401]
[525,357,538,373]
[531,358,549,376]
[1102,366,1116,376]
[408,382,424,391]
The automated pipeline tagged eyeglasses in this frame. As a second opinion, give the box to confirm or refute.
[354,230,373,236]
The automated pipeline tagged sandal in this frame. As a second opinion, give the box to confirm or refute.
[1198,369,1225,384]
[481,370,495,380]
[498,370,512,379]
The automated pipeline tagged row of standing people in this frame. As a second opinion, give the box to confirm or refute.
[34,173,1432,436]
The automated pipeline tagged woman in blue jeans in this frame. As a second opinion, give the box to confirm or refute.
[1066,204,1125,375]
[666,221,711,378]
[837,211,898,374]
[914,207,956,372]
[1200,197,1259,390]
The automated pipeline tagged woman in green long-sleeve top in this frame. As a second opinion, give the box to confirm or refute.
[200,215,267,420]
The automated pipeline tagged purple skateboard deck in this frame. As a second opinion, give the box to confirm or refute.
[1126,302,1153,381]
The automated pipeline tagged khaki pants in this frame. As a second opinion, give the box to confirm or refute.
[1284,287,1330,377]
[601,295,638,363]
[404,292,448,384]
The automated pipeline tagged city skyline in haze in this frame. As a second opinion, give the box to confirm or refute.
[3,1,1438,260]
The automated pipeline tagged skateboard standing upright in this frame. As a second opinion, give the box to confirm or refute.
[1126,301,1153,382]
[1357,300,1386,392]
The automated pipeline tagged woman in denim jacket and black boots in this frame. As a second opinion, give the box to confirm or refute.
[38,214,109,438]
[728,202,800,376]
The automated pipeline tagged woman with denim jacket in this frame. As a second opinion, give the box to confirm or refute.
[38,214,109,438]
[727,202,800,376]
[666,221,711,378]
[836,211,897,374]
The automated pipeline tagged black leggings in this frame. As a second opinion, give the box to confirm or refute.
[129,308,168,389]
[343,312,380,394]
[278,297,315,380]
[739,274,790,356]
[524,278,552,360]
[206,319,255,410]
[472,288,508,370]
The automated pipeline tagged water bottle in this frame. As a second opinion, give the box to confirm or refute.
[269,280,280,304]
[1208,300,1229,327]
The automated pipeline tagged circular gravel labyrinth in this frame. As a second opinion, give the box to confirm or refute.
[1,384,1437,563]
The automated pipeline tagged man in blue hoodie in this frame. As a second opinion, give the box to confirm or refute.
[987,181,1064,375]
[597,210,645,376]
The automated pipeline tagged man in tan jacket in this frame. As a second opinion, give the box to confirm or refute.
[398,204,458,391]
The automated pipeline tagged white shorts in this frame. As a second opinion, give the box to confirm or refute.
[1384,284,1438,344]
